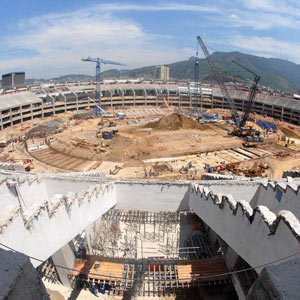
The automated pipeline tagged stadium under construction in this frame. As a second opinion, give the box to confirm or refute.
[0,58,300,299]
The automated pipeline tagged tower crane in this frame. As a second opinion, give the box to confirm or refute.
[81,56,126,113]
[189,53,200,112]
[196,36,263,145]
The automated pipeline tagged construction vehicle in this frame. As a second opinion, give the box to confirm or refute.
[101,129,119,140]
[10,158,34,172]
[197,36,264,146]
[109,165,123,175]
[163,96,169,108]
[179,161,193,174]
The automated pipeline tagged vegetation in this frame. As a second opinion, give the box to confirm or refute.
[27,52,300,92]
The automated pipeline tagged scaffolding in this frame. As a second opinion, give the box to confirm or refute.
[69,209,232,297]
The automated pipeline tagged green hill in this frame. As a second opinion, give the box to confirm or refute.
[101,52,300,92]
[26,52,300,92]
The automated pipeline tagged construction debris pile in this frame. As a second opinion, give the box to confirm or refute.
[146,113,210,131]
[27,119,63,138]
[226,161,270,177]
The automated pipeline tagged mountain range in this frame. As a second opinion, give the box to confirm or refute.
[27,52,300,93]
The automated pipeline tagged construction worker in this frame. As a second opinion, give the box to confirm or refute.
[78,243,87,259]
[91,283,99,297]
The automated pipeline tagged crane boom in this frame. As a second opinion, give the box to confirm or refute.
[232,60,257,77]
[82,56,126,113]
[81,57,126,66]
[232,60,260,128]
[196,36,241,127]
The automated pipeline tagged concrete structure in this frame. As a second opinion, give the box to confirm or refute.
[0,169,299,297]
[0,248,49,300]
[156,66,169,81]
[0,80,300,297]
[0,83,300,130]
[1,72,25,90]
[247,258,300,300]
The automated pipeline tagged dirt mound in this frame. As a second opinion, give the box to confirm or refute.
[146,113,210,131]
[277,124,300,139]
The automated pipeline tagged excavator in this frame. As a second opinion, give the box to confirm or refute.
[197,36,264,146]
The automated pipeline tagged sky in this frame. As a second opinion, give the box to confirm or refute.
[1,0,300,78]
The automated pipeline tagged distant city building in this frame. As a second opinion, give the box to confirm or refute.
[1,72,25,90]
[156,66,169,81]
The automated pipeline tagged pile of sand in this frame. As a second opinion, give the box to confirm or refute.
[145,113,210,131]
[277,124,300,139]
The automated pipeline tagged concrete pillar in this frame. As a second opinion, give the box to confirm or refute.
[30,105,33,120]
[108,89,113,107]
[120,88,124,107]
[207,228,218,255]
[52,96,56,116]
[167,90,170,106]
[224,247,247,300]
[132,88,136,106]
[143,89,147,106]
[224,246,239,270]
[64,94,68,112]
[73,92,78,112]
[51,242,76,287]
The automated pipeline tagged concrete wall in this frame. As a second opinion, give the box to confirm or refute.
[189,184,300,274]
[1,170,299,279]
[44,178,103,199]
[0,248,49,300]
[115,181,190,211]
[250,182,300,219]
[247,258,300,300]
[0,178,116,267]
[203,180,261,203]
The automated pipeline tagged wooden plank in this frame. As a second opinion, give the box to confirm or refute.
[87,261,124,281]
[177,259,229,283]
[69,259,88,276]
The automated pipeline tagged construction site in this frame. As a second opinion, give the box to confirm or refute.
[64,209,234,299]
[1,104,300,180]
[0,35,300,300]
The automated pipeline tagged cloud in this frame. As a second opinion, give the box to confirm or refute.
[90,3,220,13]
[229,35,300,63]
[242,0,300,16]
[1,1,300,78]
[225,11,300,30]
[0,4,198,78]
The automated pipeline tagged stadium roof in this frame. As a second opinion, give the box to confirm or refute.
[0,93,42,110]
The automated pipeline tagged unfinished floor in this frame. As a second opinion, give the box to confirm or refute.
[64,209,237,298]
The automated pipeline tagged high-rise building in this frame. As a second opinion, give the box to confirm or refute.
[156,66,169,81]
[1,72,25,90]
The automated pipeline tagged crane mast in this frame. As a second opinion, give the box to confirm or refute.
[189,54,200,112]
[82,56,126,114]
[196,36,241,127]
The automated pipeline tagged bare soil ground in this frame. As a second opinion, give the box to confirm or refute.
[1,107,300,179]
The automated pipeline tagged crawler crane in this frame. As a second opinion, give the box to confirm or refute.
[196,36,264,146]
